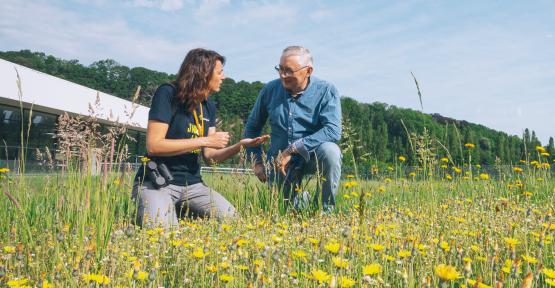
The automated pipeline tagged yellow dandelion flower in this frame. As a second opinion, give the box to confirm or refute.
[382,254,395,261]
[192,248,206,259]
[337,276,356,288]
[435,264,460,281]
[219,274,234,282]
[309,269,331,284]
[136,270,148,281]
[439,241,450,252]
[521,255,537,264]
[467,279,492,288]
[292,250,307,259]
[546,278,555,287]
[271,235,282,243]
[368,243,385,252]
[206,265,218,273]
[398,250,411,258]
[7,278,29,288]
[544,268,555,279]
[513,167,523,173]
[215,262,229,271]
[536,146,546,153]
[440,157,449,163]
[0,167,10,173]
[83,274,111,285]
[464,143,475,149]
[398,156,406,162]
[522,191,533,197]
[504,237,521,248]
[236,238,249,247]
[3,245,16,253]
[363,263,382,276]
[308,238,319,246]
[479,173,489,180]
[237,265,249,270]
[332,256,349,269]
[324,242,341,254]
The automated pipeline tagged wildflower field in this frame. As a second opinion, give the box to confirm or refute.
[0,159,554,288]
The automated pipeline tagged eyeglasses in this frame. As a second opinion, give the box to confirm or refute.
[274,65,309,77]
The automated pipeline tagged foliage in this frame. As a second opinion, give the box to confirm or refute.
[1,50,553,169]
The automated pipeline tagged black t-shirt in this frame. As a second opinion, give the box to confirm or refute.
[135,84,216,186]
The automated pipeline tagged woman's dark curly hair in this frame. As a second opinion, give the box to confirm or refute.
[173,48,225,112]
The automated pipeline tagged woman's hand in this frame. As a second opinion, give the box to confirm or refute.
[205,132,230,149]
[239,134,270,148]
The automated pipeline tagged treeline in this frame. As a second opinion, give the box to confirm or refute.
[2,50,554,166]
[0,50,171,106]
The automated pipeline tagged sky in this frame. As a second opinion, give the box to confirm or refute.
[1,0,554,143]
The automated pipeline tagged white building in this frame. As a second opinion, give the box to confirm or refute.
[0,58,150,165]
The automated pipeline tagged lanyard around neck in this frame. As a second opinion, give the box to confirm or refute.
[192,104,204,137]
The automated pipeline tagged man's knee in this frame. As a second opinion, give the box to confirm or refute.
[315,142,342,167]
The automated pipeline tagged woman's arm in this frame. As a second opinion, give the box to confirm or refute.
[146,120,230,157]
[203,127,269,164]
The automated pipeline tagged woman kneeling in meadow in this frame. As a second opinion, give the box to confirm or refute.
[133,48,268,228]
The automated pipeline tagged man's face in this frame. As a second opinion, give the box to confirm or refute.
[278,55,312,93]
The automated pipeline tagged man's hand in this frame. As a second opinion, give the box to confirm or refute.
[254,163,267,183]
[276,150,292,176]
[239,134,270,148]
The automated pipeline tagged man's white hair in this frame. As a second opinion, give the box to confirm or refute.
[281,46,313,67]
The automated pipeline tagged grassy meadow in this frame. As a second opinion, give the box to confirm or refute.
[0,156,554,288]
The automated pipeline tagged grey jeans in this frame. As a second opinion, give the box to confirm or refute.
[132,181,235,228]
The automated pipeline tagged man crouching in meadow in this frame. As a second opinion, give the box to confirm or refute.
[244,46,342,212]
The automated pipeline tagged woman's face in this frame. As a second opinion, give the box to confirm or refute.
[207,60,225,94]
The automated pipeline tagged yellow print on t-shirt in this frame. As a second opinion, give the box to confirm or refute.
[187,123,202,154]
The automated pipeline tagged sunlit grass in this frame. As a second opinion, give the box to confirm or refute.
[0,163,553,287]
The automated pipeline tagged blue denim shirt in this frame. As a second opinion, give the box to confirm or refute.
[244,77,342,163]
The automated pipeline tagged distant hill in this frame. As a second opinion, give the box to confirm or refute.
[2,50,553,166]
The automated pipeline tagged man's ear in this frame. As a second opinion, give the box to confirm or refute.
[306,66,314,76]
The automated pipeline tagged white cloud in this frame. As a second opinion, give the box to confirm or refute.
[129,0,187,11]
[0,0,202,71]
